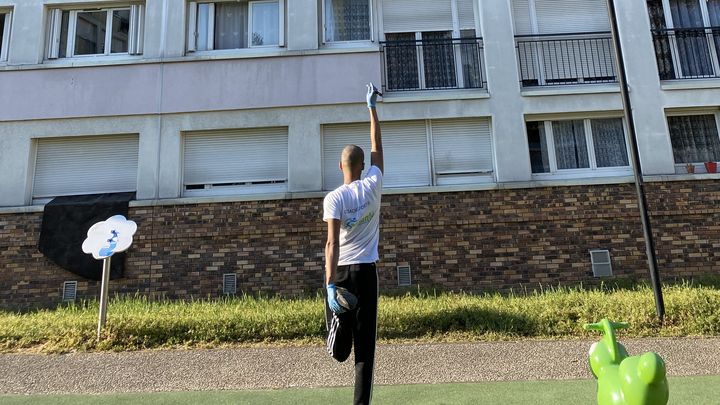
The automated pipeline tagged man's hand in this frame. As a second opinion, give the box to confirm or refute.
[327,283,344,314]
[366,83,382,109]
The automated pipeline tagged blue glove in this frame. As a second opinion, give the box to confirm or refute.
[326,283,343,314]
[366,83,382,109]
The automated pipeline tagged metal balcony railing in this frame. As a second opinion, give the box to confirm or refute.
[379,37,485,92]
[515,32,617,87]
[652,27,720,80]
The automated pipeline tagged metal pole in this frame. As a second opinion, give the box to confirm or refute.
[97,257,112,340]
[606,0,665,322]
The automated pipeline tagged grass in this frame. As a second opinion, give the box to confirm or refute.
[1,283,719,353]
[0,376,718,404]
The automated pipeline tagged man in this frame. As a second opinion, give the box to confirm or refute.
[323,83,383,405]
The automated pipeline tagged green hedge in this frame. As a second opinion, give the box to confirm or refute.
[1,284,718,353]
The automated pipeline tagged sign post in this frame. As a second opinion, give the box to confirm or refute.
[82,215,137,340]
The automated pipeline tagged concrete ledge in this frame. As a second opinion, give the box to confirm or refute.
[0,47,381,72]
[521,84,620,97]
[661,79,720,91]
[2,174,719,214]
[382,90,490,103]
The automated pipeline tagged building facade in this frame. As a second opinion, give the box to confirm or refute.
[1,0,720,309]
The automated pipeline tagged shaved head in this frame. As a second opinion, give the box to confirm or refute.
[341,145,365,171]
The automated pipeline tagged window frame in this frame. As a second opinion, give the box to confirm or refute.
[666,110,720,171]
[659,0,720,79]
[187,0,286,54]
[0,10,12,62]
[181,127,290,197]
[46,4,144,60]
[321,117,495,191]
[527,116,632,180]
[321,0,374,45]
[379,0,483,91]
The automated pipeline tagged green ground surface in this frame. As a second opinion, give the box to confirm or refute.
[1,376,717,405]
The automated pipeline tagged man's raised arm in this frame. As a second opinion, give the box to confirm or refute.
[367,83,383,174]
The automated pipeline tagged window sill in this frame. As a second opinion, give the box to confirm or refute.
[521,83,620,97]
[382,89,490,103]
[661,79,720,91]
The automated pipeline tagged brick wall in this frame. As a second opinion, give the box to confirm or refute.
[1,180,719,310]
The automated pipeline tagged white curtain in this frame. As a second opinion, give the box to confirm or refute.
[553,120,589,170]
[591,118,629,167]
[668,115,720,163]
[215,2,248,49]
[326,0,370,42]
[670,0,714,77]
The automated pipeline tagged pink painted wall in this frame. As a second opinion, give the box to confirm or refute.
[0,52,382,121]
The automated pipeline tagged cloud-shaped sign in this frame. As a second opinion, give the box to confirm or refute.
[82,215,137,260]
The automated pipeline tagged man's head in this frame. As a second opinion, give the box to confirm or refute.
[340,144,365,180]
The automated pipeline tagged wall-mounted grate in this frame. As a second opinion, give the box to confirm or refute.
[62,281,77,301]
[397,266,412,286]
[223,273,237,295]
[590,250,612,277]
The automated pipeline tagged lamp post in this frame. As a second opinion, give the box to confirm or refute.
[606,0,665,322]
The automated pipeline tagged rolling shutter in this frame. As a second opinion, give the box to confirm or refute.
[457,0,476,31]
[33,135,139,199]
[431,118,493,175]
[322,121,430,190]
[534,0,609,34]
[512,0,609,35]
[183,127,288,194]
[323,123,372,191]
[511,0,533,35]
[382,0,454,33]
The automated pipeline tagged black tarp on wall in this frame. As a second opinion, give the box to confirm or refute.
[38,193,135,281]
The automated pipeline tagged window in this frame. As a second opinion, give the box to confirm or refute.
[322,118,493,190]
[649,0,720,79]
[183,127,288,196]
[32,135,139,203]
[667,114,720,164]
[323,0,371,43]
[187,0,285,52]
[527,117,630,177]
[512,0,615,86]
[380,0,484,91]
[0,10,11,62]
[46,4,144,59]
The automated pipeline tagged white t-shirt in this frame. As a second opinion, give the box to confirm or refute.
[323,165,383,265]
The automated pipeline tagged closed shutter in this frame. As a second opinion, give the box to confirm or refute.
[534,0,609,34]
[431,118,493,174]
[457,0,476,31]
[323,123,372,191]
[322,121,430,190]
[183,127,288,194]
[382,0,453,33]
[33,134,139,199]
[511,0,533,35]
[383,121,431,187]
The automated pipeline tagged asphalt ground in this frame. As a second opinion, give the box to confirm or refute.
[1,338,719,395]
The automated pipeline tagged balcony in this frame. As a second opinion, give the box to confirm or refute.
[515,32,617,88]
[379,37,485,93]
[652,27,720,80]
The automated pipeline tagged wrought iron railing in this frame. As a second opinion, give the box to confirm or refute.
[652,27,720,80]
[379,37,485,92]
[515,32,617,87]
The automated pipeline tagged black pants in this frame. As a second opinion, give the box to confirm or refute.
[326,263,378,405]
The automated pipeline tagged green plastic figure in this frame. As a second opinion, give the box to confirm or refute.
[584,319,669,405]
